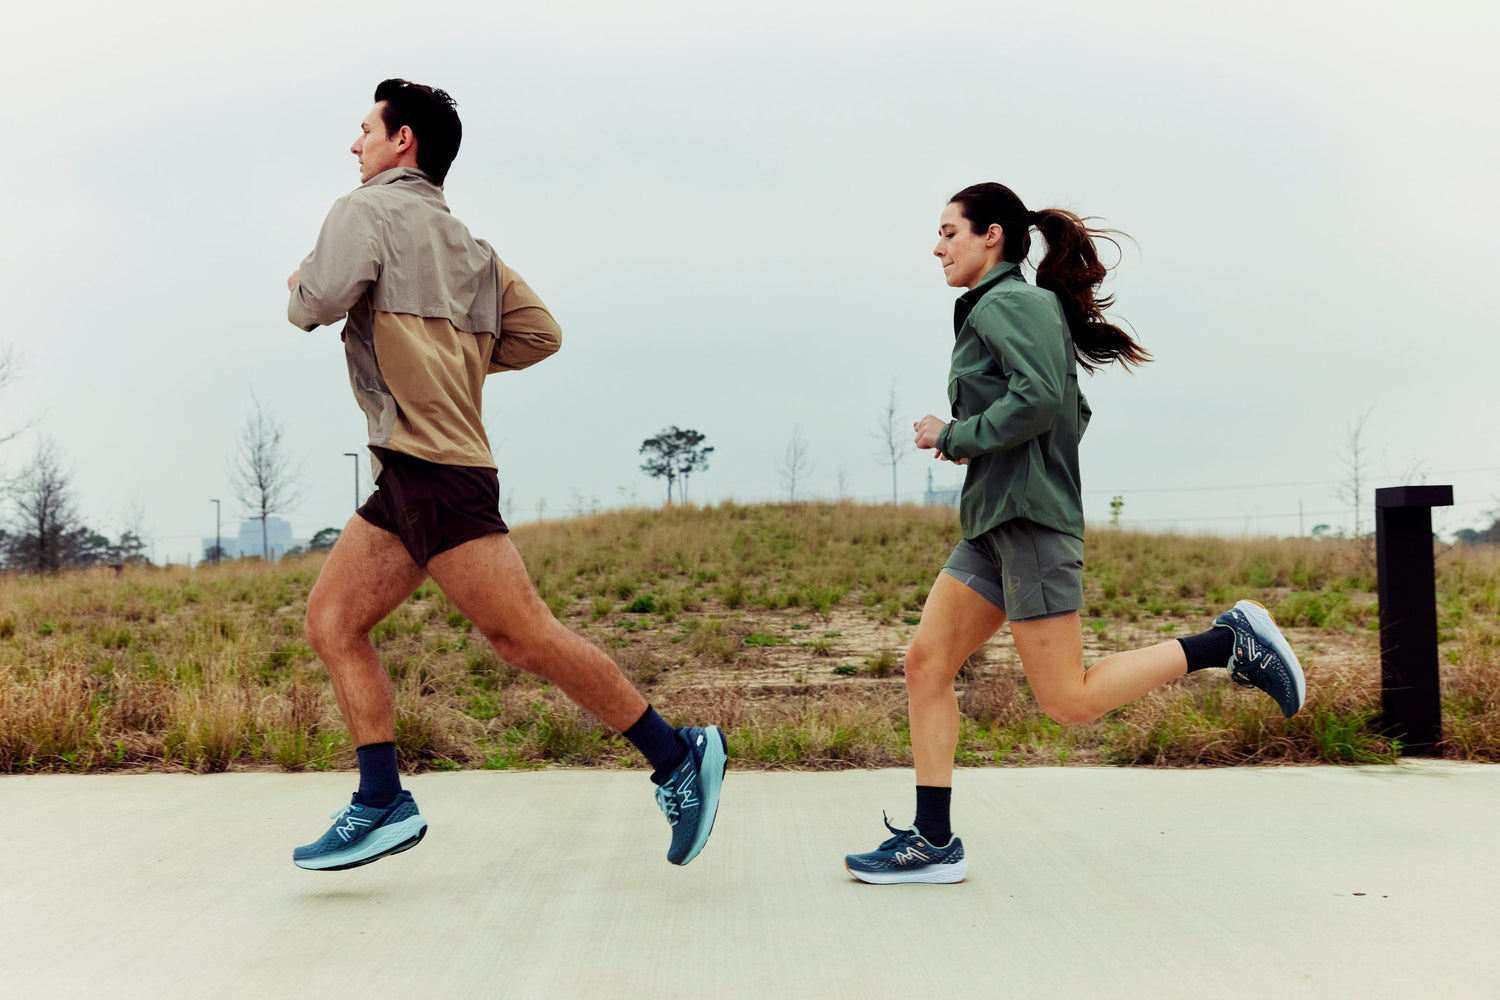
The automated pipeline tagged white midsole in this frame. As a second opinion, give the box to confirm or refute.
[847,858,969,885]
[295,816,427,870]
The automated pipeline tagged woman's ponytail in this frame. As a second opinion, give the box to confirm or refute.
[1030,207,1150,374]
[948,184,1151,374]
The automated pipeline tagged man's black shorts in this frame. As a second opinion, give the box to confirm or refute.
[356,450,508,568]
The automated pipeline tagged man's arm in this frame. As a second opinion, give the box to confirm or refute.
[287,197,381,331]
[488,261,562,372]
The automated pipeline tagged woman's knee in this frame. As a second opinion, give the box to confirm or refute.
[903,644,956,696]
[1034,691,1099,727]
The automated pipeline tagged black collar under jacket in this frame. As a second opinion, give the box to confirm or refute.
[953,261,1025,336]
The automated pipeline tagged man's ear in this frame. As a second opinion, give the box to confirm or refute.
[397,125,415,150]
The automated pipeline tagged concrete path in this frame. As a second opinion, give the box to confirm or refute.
[1,763,1496,999]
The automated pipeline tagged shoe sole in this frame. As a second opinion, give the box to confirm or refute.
[294,816,429,871]
[845,858,969,885]
[1239,600,1306,717]
[676,727,728,866]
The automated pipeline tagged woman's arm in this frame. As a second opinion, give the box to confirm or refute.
[936,292,1067,461]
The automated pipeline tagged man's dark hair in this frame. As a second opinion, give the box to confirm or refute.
[373,78,462,185]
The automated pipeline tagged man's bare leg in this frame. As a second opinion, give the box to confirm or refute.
[427,530,727,865]
[304,515,428,745]
[424,531,647,731]
[294,515,431,871]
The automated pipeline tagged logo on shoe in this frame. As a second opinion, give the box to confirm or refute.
[679,778,700,812]
[894,844,931,865]
[1243,633,1260,662]
[335,814,374,842]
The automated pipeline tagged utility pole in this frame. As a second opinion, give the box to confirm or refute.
[344,452,360,510]
[210,498,221,565]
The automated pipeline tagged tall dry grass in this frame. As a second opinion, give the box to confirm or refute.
[0,503,1495,772]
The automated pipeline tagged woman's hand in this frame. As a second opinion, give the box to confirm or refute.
[914,414,967,465]
[913,414,946,450]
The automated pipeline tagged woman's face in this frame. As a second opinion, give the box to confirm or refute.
[933,201,1002,289]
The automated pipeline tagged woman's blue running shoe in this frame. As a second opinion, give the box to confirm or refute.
[845,813,968,884]
[293,791,428,871]
[655,725,727,866]
[1215,599,1306,718]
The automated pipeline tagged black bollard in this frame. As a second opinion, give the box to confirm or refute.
[1374,485,1454,756]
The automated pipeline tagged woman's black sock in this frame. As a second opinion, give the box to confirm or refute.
[1178,625,1235,672]
[914,785,953,845]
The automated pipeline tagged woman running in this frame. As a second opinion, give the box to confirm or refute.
[843,183,1305,885]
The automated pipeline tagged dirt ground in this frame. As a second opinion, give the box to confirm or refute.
[570,596,1385,704]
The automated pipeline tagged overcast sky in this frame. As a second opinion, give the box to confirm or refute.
[4,0,1496,561]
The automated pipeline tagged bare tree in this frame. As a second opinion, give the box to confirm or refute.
[778,425,815,501]
[230,395,303,560]
[1336,406,1374,538]
[872,380,909,504]
[111,492,150,566]
[7,438,78,573]
[0,345,37,451]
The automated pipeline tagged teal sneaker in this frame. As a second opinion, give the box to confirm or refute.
[292,791,427,871]
[1215,599,1306,718]
[845,813,968,884]
[655,725,728,866]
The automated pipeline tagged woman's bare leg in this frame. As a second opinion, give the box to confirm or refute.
[903,572,1008,787]
[1009,612,1187,726]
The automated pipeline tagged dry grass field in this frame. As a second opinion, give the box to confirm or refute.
[1,502,1496,773]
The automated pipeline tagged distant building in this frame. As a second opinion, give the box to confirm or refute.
[202,517,304,562]
[924,468,961,509]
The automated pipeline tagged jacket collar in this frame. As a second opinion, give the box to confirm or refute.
[954,261,1024,333]
[960,261,1022,303]
[360,166,434,189]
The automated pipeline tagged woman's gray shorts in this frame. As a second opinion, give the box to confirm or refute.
[941,519,1084,623]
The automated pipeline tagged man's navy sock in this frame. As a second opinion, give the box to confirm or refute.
[624,705,687,785]
[355,741,401,808]
[1179,625,1235,673]
[914,785,953,846]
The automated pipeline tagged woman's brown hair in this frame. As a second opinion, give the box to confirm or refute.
[948,183,1150,373]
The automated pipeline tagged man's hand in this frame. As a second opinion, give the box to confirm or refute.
[286,270,300,291]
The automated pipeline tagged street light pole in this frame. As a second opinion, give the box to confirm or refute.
[344,452,360,510]
[209,498,221,565]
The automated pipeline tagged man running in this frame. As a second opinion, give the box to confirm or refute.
[285,78,726,872]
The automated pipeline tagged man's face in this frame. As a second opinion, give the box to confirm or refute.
[351,103,406,183]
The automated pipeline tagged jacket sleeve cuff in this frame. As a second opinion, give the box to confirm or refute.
[936,421,957,460]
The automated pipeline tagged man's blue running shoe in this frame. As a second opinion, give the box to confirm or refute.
[293,791,427,871]
[846,813,967,884]
[655,725,727,866]
[1215,599,1306,718]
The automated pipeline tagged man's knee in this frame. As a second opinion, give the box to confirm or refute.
[479,610,555,670]
[304,598,361,657]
